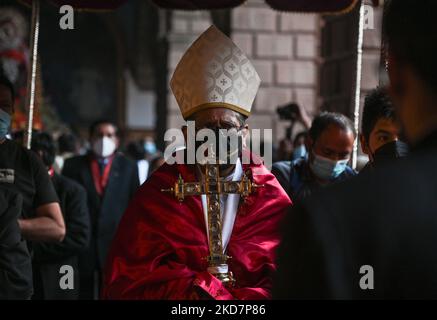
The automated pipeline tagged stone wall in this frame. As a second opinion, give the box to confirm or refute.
[319,1,383,166]
[167,10,213,131]
[166,1,321,145]
[320,2,383,120]
[231,1,320,143]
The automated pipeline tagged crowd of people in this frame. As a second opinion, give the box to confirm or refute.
[0,79,163,298]
[1,0,437,300]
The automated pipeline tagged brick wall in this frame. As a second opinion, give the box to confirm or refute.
[320,2,383,119]
[320,1,383,167]
[166,2,321,146]
[231,1,320,142]
[167,10,213,131]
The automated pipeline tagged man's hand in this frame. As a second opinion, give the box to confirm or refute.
[18,202,66,242]
[296,103,312,130]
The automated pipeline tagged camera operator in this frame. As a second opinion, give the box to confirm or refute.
[276,103,312,161]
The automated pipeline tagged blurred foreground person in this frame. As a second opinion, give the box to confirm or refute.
[63,120,139,299]
[272,112,356,202]
[126,140,149,185]
[291,131,308,161]
[0,188,33,299]
[360,87,409,173]
[274,0,437,299]
[53,133,79,173]
[277,103,312,161]
[31,132,90,300]
[0,74,65,243]
[103,26,291,300]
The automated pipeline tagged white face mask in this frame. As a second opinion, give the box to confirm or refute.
[93,137,116,158]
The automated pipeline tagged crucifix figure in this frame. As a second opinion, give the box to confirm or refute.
[162,162,263,287]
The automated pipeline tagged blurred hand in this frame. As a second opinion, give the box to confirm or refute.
[296,103,312,130]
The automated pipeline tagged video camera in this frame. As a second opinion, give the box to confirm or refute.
[276,103,302,139]
[276,103,301,121]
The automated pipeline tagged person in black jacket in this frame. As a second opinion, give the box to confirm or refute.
[0,74,65,244]
[0,187,33,299]
[30,132,90,300]
[274,0,437,299]
[62,120,139,299]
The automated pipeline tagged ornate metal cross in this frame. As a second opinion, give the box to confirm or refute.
[162,163,263,287]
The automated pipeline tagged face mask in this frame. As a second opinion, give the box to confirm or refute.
[93,137,116,158]
[292,145,307,160]
[0,109,11,139]
[372,140,409,165]
[144,141,157,155]
[310,153,349,181]
[195,127,243,165]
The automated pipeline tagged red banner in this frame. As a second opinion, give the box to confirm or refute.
[19,0,361,13]
[151,0,359,13]
[19,0,128,11]
[265,0,358,13]
[150,0,245,10]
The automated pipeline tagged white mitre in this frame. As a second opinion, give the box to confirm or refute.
[170,25,261,120]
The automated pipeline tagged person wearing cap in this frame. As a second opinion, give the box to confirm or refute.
[102,26,291,300]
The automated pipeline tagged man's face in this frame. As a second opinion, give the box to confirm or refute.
[360,117,400,160]
[91,123,119,147]
[0,84,13,115]
[308,124,355,162]
[192,108,246,131]
[187,107,249,165]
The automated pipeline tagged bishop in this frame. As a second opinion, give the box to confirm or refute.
[102,25,292,300]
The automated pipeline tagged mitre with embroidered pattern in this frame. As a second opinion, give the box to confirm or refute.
[170,25,261,120]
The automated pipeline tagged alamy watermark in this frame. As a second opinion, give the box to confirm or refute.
[359,265,374,290]
[59,5,74,30]
[163,121,273,168]
[59,264,74,290]
[363,5,375,31]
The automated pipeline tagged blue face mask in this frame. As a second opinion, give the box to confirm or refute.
[0,109,11,139]
[144,141,157,155]
[310,153,349,181]
[292,145,307,160]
